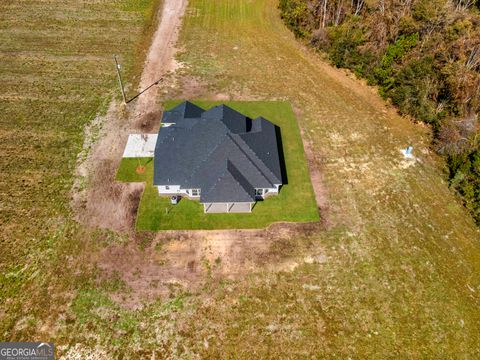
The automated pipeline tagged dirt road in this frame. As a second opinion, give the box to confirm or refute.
[73,0,188,231]
[132,0,188,120]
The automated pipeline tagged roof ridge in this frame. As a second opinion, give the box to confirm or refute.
[226,160,255,197]
[227,133,277,185]
[202,161,254,202]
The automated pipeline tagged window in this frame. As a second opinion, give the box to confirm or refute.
[165,186,170,190]
[255,189,263,196]
[191,189,200,196]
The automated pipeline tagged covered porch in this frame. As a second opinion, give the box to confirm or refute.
[203,202,253,213]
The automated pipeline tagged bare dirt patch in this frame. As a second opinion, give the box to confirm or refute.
[131,0,188,124]
[95,222,322,309]
[82,159,144,232]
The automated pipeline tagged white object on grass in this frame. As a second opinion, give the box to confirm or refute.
[401,145,415,159]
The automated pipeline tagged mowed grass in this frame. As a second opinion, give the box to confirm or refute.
[0,0,160,338]
[117,101,319,230]
[154,0,480,357]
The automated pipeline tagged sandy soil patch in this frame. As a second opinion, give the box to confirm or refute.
[131,0,188,123]
[95,222,322,309]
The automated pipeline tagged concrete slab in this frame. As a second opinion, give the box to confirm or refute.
[123,134,158,158]
[204,202,252,213]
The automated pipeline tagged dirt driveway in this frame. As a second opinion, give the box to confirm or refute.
[73,0,188,232]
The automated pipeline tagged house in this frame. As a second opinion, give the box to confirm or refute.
[154,101,284,213]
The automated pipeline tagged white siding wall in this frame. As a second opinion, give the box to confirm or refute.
[157,186,199,197]
[267,184,282,194]
[157,185,181,194]
[256,186,281,198]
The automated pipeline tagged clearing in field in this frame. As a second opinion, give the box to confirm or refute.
[117,100,319,230]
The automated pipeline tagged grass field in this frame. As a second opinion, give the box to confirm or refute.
[1,0,480,357]
[117,101,319,230]
[0,0,161,339]
[165,0,480,357]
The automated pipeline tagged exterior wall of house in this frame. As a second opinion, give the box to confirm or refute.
[157,185,181,194]
[158,184,282,212]
[255,184,281,199]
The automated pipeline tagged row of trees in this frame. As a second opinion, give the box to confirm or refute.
[280,0,480,224]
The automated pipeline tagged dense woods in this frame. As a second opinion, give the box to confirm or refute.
[280,0,480,223]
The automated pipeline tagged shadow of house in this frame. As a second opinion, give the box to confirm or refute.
[275,125,288,185]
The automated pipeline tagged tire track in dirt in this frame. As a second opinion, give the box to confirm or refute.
[132,0,188,122]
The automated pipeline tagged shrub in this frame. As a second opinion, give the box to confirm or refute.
[279,0,311,38]
[374,34,419,91]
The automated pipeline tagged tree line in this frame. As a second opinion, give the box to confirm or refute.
[280,0,480,224]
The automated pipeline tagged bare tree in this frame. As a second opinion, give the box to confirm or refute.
[455,0,476,11]
[322,0,328,28]
[378,0,385,15]
[335,0,344,25]
[399,0,413,16]
[354,0,365,16]
[437,115,477,155]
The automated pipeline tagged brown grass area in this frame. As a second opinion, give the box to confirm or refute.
[71,0,322,308]
[141,0,480,357]
[0,0,162,338]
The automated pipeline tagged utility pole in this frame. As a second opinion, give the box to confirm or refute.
[113,55,127,104]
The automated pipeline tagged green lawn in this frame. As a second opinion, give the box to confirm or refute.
[117,101,319,230]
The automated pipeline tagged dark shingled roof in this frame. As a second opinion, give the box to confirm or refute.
[154,102,283,203]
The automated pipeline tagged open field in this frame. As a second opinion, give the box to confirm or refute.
[117,101,319,230]
[161,0,479,357]
[1,0,479,357]
[0,0,161,339]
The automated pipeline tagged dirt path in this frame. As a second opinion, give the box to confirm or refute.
[132,0,188,122]
[72,0,188,231]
